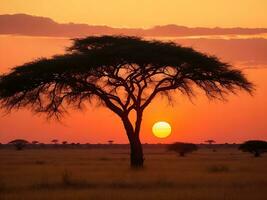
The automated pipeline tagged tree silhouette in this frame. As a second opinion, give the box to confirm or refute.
[62,141,68,145]
[0,36,253,167]
[108,140,114,145]
[205,140,216,145]
[32,140,39,144]
[51,139,58,145]
[205,139,216,151]
[168,142,198,157]
[239,140,267,157]
[9,139,29,150]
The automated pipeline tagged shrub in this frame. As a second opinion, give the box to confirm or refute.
[9,139,29,150]
[239,140,267,157]
[168,142,198,157]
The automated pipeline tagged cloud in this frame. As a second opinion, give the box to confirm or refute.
[1,14,267,69]
[174,38,267,67]
[1,14,267,37]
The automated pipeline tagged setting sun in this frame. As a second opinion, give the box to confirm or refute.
[152,121,172,138]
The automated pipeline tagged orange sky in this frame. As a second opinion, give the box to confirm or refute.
[0,1,267,144]
[0,0,267,28]
[0,35,266,144]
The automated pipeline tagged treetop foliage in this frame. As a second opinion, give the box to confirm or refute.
[0,35,253,119]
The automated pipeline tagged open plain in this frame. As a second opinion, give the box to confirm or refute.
[0,146,267,200]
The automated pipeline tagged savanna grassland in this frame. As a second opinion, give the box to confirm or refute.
[0,146,267,200]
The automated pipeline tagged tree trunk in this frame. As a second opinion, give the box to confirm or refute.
[129,135,144,168]
[122,115,144,168]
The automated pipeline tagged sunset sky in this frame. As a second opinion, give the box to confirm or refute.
[0,1,266,144]
[1,0,267,28]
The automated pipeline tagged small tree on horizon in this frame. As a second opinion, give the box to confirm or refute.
[168,142,198,157]
[205,139,216,151]
[239,140,267,157]
[9,139,29,150]
[108,140,114,145]
[51,139,58,145]
[0,36,253,168]
[205,140,216,145]
[32,140,39,144]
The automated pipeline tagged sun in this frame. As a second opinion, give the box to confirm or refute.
[152,121,172,138]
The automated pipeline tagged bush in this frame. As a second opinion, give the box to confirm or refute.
[168,142,198,157]
[8,139,29,150]
[239,140,267,157]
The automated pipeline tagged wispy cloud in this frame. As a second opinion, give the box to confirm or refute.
[1,14,267,38]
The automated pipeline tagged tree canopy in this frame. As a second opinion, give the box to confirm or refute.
[9,139,29,150]
[239,140,267,157]
[0,36,253,118]
[168,142,198,157]
[9,139,29,144]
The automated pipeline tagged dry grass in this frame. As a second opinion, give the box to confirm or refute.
[0,147,267,200]
[207,164,230,173]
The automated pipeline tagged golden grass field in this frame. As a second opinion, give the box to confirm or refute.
[0,146,267,200]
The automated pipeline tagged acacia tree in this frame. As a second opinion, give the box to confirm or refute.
[108,140,114,145]
[32,140,39,144]
[0,36,253,167]
[51,139,59,145]
[205,139,216,151]
[9,139,29,150]
[205,140,216,145]
[168,142,198,157]
[239,140,267,157]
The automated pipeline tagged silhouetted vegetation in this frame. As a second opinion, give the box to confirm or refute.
[168,142,198,157]
[108,140,114,145]
[205,139,216,151]
[0,36,253,167]
[8,139,29,150]
[51,139,58,146]
[205,140,216,145]
[239,140,267,157]
[32,140,39,145]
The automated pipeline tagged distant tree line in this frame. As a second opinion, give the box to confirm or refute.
[2,139,267,158]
